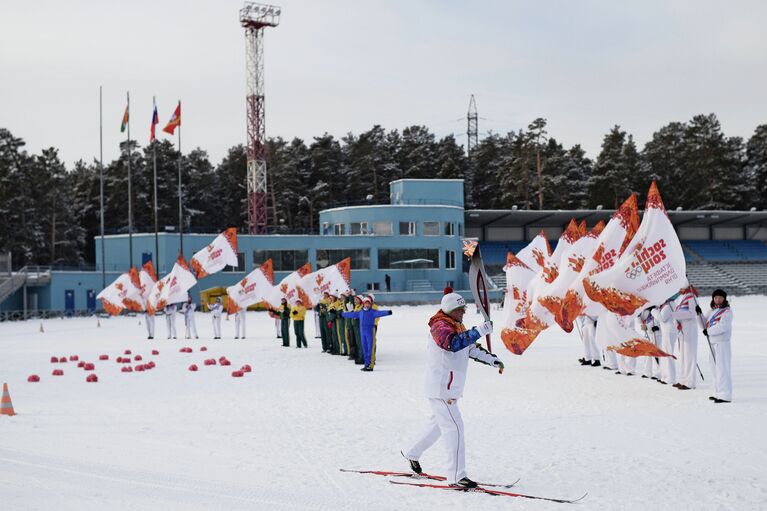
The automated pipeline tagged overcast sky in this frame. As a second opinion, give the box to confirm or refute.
[2,0,766,168]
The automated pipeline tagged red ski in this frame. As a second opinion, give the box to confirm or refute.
[389,480,587,504]
[340,468,520,489]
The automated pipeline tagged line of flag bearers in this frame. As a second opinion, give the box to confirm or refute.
[143,289,393,373]
[578,287,733,403]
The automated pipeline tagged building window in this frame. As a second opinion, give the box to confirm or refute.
[224,252,246,272]
[367,282,380,291]
[333,223,346,235]
[350,222,369,235]
[322,222,330,235]
[316,249,371,270]
[378,248,439,269]
[444,222,455,237]
[372,221,393,236]
[445,250,456,269]
[458,223,463,237]
[423,221,439,236]
[399,221,415,236]
[253,250,309,272]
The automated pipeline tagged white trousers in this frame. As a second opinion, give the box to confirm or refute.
[405,398,466,485]
[710,342,732,401]
[165,313,176,338]
[659,328,677,385]
[185,314,198,338]
[314,311,321,338]
[212,316,221,338]
[145,313,155,337]
[618,355,636,374]
[274,318,281,337]
[603,348,618,370]
[642,331,661,379]
[678,321,698,388]
[235,313,246,338]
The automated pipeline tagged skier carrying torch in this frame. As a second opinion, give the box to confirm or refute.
[402,292,504,488]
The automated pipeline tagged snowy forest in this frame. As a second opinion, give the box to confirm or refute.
[1,113,766,268]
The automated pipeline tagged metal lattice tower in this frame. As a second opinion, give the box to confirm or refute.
[240,2,281,234]
[467,94,478,155]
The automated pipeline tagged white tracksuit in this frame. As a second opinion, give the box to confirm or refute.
[651,302,677,385]
[210,302,223,338]
[595,316,618,369]
[703,306,733,401]
[405,324,501,485]
[235,309,246,338]
[164,304,177,339]
[144,312,155,338]
[674,292,698,388]
[184,302,198,339]
[580,316,598,362]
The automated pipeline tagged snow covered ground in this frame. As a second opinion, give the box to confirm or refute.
[1,297,766,511]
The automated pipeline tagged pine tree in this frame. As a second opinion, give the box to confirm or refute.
[746,125,767,210]
[589,126,632,209]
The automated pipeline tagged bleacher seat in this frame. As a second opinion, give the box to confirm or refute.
[683,240,767,262]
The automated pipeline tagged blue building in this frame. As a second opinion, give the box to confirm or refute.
[1,179,472,313]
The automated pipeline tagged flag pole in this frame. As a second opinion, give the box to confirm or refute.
[126,91,134,268]
[152,96,160,273]
[99,86,105,290]
[177,101,183,256]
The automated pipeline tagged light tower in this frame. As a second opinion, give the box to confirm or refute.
[240,2,281,234]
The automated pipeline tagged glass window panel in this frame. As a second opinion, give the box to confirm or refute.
[378,249,440,269]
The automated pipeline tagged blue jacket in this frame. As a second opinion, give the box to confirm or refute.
[342,308,392,329]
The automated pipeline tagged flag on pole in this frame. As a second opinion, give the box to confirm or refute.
[297,258,351,307]
[150,99,159,142]
[148,255,197,311]
[163,101,181,135]
[226,259,275,311]
[190,228,239,279]
[264,263,313,308]
[562,193,640,325]
[96,267,143,316]
[120,102,129,133]
[584,182,687,316]
[139,260,158,314]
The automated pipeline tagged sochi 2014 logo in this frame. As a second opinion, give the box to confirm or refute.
[624,238,667,279]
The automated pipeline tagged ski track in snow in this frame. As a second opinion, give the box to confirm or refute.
[1,300,767,510]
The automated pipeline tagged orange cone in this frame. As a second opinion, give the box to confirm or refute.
[1,383,15,416]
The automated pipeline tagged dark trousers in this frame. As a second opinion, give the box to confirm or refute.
[281,318,290,346]
[294,320,307,347]
[319,314,329,351]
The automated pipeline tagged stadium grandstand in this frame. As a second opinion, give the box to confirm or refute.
[468,209,767,296]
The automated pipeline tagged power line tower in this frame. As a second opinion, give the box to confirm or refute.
[466,95,479,207]
[467,94,478,155]
[240,2,281,234]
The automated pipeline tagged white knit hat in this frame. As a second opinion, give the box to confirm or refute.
[440,292,466,313]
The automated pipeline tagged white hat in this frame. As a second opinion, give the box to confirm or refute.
[440,292,466,313]
[367,293,375,302]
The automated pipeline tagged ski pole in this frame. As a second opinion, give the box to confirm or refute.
[691,295,716,365]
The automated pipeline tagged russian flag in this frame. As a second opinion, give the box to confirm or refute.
[150,99,159,143]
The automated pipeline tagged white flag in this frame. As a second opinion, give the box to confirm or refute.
[149,255,197,312]
[584,182,687,316]
[297,258,352,307]
[564,194,640,325]
[190,227,238,278]
[264,262,313,308]
[226,259,275,310]
[97,267,143,316]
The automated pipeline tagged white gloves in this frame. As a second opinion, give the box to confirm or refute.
[475,320,493,336]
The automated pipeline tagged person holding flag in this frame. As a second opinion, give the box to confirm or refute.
[673,288,699,390]
[183,296,199,339]
[210,297,223,339]
[291,299,308,348]
[164,303,178,339]
[701,289,733,403]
